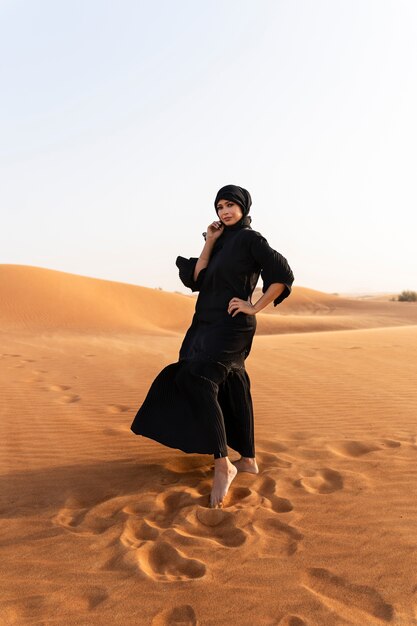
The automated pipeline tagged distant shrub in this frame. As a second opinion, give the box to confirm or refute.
[396,290,417,302]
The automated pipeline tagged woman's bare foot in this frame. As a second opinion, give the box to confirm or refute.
[231,456,259,474]
[210,457,238,508]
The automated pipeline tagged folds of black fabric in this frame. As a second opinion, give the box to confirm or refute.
[130,359,255,458]
[132,222,294,458]
[175,255,207,292]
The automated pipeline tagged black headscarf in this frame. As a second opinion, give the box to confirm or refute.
[202,184,252,242]
[214,184,252,217]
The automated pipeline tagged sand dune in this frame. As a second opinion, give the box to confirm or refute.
[0,264,193,335]
[1,264,417,625]
[1,265,416,336]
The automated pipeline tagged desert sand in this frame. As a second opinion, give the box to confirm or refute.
[1,264,417,626]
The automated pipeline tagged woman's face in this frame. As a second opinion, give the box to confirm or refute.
[216,199,243,225]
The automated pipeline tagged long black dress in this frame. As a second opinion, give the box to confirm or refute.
[130,217,294,458]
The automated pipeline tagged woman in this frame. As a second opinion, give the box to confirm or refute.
[130,184,294,508]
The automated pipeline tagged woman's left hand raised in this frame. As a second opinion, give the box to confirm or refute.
[228,297,257,317]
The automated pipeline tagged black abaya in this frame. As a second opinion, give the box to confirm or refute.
[130,218,294,458]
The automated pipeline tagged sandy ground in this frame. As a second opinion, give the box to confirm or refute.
[1,265,417,626]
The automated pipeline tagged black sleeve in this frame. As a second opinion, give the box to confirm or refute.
[249,234,295,306]
[175,256,207,292]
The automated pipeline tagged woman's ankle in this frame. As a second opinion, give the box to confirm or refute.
[214,455,229,463]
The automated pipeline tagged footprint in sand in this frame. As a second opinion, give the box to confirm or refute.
[48,384,71,391]
[158,474,181,485]
[23,368,47,380]
[256,451,292,468]
[106,404,130,413]
[122,495,159,517]
[58,394,81,404]
[30,586,108,614]
[256,475,294,512]
[1,595,46,624]
[290,431,316,441]
[189,504,247,547]
[53,500,95,536]
[202,469,293,512]
[149,489,247,548]
[102,502,208,581]
[302,567,395,623]
[254,515,304,556]
[151,604,198,626]
[277,616,308,626]
[134,540,206,582]
[250,474,302,556]
[380,439,401,448]
[103,426,132,436]
[327,440,381,458]
[120,517,159,547]
[54,496,130,536]
[294,467,344,494]
[1,588,107,623]
[73,587,109,611]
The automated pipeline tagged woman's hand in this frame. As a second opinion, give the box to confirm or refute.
[228,297,257,317]
[206,220,224,242]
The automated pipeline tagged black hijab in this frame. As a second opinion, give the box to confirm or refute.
[202,184,252,241]
[214,184,252,218]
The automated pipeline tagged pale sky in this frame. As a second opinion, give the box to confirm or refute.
[1,0,416,295]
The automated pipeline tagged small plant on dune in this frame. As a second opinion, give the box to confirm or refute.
[396,290,417,302]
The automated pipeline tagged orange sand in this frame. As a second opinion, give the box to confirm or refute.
[1,264,416,625]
